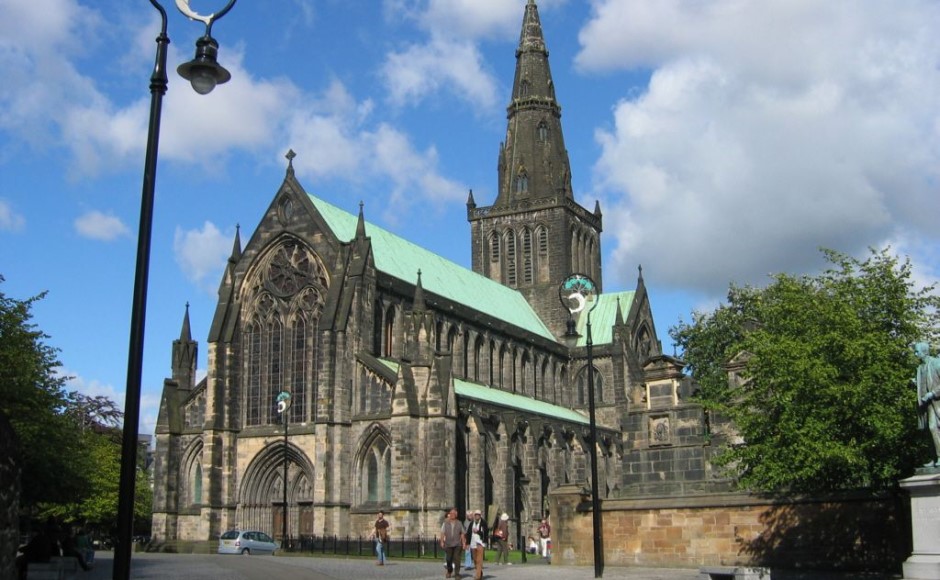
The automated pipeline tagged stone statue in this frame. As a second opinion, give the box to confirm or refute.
[914,342,940,467]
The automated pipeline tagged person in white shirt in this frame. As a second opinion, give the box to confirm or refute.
[465,510,487,580]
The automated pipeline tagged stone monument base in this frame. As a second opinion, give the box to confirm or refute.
[901,470,940,579]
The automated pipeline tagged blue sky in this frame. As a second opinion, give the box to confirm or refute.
[1,0,938,437]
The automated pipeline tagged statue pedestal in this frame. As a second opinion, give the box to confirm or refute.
[902,470,940,579]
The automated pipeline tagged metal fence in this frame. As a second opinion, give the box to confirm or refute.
[280,534,445,560]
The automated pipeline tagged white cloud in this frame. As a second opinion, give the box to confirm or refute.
[578,0,940,296]
[74,209,130,241]
[283,80,466,219]
[0,198,25,232]
[378,0,574,110]
[173,221,232,294]
[381,37,499,110]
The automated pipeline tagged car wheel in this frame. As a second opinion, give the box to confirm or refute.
[241,548,250,555]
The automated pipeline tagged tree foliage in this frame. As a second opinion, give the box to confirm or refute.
[670,248,940,492]
[0,277,87,506]
[0,277,152,528]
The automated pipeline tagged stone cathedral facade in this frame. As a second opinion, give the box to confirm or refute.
[152,0,714,545]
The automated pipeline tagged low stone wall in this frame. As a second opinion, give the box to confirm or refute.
[549,484,910,574]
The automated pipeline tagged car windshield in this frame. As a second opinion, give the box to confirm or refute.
[220,531,239,540]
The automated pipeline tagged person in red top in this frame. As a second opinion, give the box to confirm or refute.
[370,511,390,566]
[537,517,551,559]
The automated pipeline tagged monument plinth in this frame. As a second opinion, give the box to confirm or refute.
[902,470,940,579]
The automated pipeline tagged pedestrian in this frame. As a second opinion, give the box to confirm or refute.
[537,517,551,559]
[492,512,510,565]
[466,510,487,580]
[439,507,466,578]
[369,511,390,566]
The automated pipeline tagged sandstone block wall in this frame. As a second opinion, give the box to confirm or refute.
[550,487,909,573]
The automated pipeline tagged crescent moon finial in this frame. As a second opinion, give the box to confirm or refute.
[175,0,214,26]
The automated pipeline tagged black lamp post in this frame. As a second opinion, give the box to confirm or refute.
[276,391,292,547]
[114,2,236,579]
[559,274,604,578]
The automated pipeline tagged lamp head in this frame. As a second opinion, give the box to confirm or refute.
[561,316,580,349]
[177,34,231,95]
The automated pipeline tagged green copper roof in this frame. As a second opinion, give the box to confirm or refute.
[310,194,555,341]
[373,358,589,426]
[574,291,634,347]
[455,378,590,426]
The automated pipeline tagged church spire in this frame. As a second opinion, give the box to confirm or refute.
[228,224,242,264]
[179,301,192,342]
[355,201,367,240]
[467,0,603,338]
[171,302,198,389]
[495,0,572,206]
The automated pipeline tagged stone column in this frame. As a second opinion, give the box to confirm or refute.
[901,472,940,579]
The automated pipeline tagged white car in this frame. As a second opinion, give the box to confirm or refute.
[217,530,279,555]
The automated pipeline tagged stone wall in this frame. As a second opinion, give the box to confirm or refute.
[549,485,910,573]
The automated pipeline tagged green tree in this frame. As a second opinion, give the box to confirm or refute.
[671,248,940,492]
[0,277,89,507]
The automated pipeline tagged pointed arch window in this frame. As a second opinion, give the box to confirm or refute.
[536,226,549,283]
[520,351,530,396]
[489,232,500,262]
[192,463,203,505]
[489,340,497,386]
[243,239,326,427]
[515,173,529,194]
[473,335,484,381]
[520,80,530,97]
[522,228,533,284]
[268,319,283,419]
[359,434,392,506]
[576,365,604,406]
[506,230,517,287]
[246,321,263,426]
[538,122,549,142]
[291,318,307,423]
[383,305,395,357]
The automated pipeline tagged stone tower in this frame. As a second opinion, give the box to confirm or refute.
[468,0,603,338]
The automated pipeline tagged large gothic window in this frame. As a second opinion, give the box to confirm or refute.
[242,239,327,427]
[359,432,392,506]
[489,232,500,262]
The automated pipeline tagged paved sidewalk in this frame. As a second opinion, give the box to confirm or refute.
[81,550,703,580]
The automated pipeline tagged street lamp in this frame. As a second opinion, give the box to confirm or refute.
[276,391,292,547]
[115,2,236,579]
[559,274,604,578]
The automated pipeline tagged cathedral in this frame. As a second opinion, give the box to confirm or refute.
[152,0,711,545]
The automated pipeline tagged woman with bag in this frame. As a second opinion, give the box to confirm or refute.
[491,513,510,565]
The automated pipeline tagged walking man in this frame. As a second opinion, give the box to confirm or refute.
[370,511,390,566]
[440,508,466,578]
